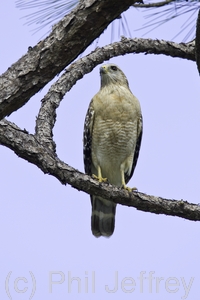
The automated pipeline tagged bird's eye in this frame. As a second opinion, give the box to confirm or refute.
[111,66,117,71]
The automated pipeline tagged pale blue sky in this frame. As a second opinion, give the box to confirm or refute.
[0,2,200,299]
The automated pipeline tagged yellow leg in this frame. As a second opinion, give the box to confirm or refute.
[121,170,137,192]
[92,166,107,183]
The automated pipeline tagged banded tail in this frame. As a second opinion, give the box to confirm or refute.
[91,196,116,237]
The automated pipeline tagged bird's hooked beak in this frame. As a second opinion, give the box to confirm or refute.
[100,65,107,75]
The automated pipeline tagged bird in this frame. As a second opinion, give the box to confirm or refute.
[83,63,143,238]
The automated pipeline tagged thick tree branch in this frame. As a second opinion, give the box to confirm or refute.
[0,0,142,120]
[0,33,195,125]
[35,37,195,149]
[1,30,196,218]
[0,119,200,222]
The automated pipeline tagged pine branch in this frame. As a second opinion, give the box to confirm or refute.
[133,0,174,8]
[0,1,197,225]
[34,37,194,154]
[134,0,200,42]
[0,37,198,222]
[1,37,195,124]
[0,0,140,120]
[1,118,200,222]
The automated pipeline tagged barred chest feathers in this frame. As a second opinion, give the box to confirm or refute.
[91,85,141,186]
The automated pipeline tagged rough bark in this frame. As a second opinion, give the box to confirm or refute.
[1,37,195,125]
[0,0,141,120]
[0,0,198,225]
[34,38,195,155]
[1,119,200,222]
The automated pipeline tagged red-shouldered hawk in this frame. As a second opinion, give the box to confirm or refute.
[83,63,143,238]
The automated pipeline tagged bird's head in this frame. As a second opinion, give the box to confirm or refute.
[100,64,129,89]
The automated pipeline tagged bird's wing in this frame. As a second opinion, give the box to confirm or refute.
[83,100,95,176]
[125,115,143,184]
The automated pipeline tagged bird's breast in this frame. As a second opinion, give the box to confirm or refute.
[91,86,141,184]
[92,118,137,159]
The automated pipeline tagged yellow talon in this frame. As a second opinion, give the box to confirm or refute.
[121,170,137,192]
[132,187,138,191]
[123,185,132,192]
[122,184,137,192]
[92,174,108,183]
[92,166,108,182]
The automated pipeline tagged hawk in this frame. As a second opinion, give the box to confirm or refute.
[83,63,143,237]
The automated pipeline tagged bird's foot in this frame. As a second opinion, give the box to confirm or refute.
[92,174,108,183]
[122,184,138,192]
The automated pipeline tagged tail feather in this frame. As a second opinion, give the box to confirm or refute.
[91,196,116,237]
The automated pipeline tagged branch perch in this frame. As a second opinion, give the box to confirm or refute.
[0,7,197,226]
[0,119,200,222]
